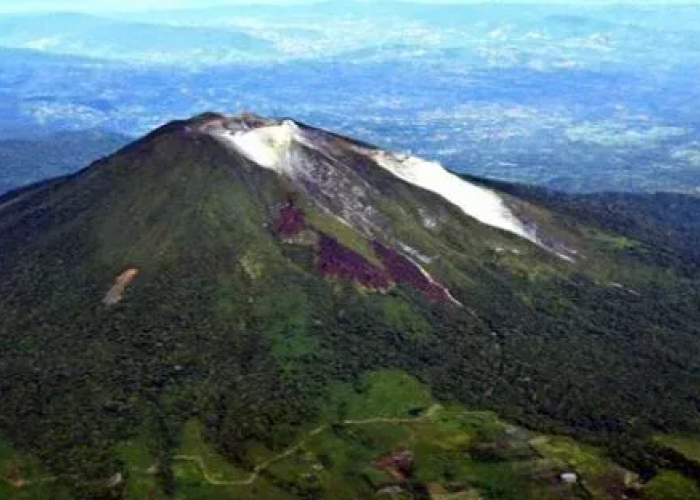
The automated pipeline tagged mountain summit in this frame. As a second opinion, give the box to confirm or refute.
[201,113,537,242]
[1,113,700,498]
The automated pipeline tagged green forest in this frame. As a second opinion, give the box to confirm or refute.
[0,121,699,498]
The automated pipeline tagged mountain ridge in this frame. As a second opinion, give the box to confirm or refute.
[1,112,700,498]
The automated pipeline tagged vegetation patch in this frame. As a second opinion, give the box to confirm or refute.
[303,204,379,265]
[0,438,69,499]
[174,420,251,485]
[642,471,700,500]
[115,438,164,500]
[530,436,638,499]
[654,434,700,464]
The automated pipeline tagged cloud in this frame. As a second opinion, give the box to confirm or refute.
[0,0,308,13]
[0,0,695,12]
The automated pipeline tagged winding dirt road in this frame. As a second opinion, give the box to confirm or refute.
[175,404,443,487]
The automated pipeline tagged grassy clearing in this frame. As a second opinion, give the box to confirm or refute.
[529,436,607,475]
[323,370,433,420]
[654,434,700,463]
[310,371,594,499]
[642,471,700,500]
[174,420,251,485]
[530,435,637,499]
[171,421,298,499]
[115,438,164,500]
[162,371,641,499]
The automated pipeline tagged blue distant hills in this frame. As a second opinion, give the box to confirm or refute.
[1,4,700,194]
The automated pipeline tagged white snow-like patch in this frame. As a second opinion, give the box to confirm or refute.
[372,152,537,244]
[209,120,386,236]
[212,120,300,171]
[204,118,574,259]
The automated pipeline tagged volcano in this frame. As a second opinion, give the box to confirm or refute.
[1,113,699,499]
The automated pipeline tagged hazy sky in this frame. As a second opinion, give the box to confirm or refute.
[0,0,694,12]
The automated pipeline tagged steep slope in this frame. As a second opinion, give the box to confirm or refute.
[0,113,699,498]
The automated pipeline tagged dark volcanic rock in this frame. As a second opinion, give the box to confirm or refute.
[317,232,391,289]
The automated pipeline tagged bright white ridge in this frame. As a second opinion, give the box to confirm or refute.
[373,152,537,243]
[209,120,538,247]
[213,121,299,171]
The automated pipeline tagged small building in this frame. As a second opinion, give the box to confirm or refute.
[561,472,578,484]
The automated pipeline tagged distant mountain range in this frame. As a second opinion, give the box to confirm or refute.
[1,4,700,195]
[0,13,276,63]
[3,5,700,68]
